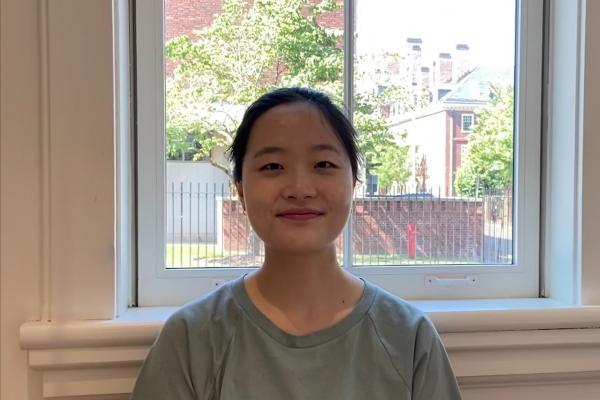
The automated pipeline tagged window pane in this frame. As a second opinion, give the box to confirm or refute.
[352,0,515,266]
[163,0,344,268]
[461,114,474,132]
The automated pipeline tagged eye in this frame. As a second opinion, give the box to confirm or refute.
[260,163,283,171]
[315,161,337,169]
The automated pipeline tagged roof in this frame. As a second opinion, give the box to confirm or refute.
[384,65,515,127]
[440,66,514,108]
[388,106,445,128]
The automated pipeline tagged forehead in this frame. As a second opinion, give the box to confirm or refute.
[247,102,344,151]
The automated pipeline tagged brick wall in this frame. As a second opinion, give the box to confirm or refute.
[166,0,343,42]
[315,4,343,29]
[165,0,222,41]
[439,53,453,84]
[353,198,483,261]
[221,200,251,252]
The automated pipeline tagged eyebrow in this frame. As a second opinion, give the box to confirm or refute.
[252,144,342,159]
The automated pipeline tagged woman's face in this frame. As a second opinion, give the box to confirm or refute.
[236,102,355,254]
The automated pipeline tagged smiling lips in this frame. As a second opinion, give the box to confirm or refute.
[276,208,324,220]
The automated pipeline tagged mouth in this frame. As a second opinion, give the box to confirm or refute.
[276,209,325,221]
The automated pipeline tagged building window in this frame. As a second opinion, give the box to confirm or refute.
[135,0,543,305]
[462,113,474,132]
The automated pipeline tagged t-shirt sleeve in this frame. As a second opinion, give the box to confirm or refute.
[130,315,199,400]
[412,316,462,400]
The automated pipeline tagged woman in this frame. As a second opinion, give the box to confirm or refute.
[131,87,461,399]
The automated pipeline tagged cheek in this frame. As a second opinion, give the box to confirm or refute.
[242,186,275,223]
[326,185,354,220]
[331,176,354,201]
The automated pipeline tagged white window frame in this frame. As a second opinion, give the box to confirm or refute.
[135,0,543,306]
[461,113,474,133]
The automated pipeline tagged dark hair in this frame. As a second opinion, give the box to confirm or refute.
[227,87,362,183]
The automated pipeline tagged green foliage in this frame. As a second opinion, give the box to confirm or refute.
[355,115,410,191]
[165,0,412,188]
[455,84,514,196]
[373,142,411,192]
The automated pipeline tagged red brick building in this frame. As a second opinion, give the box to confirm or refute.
[390,66,513,196]
[165,0,343,42]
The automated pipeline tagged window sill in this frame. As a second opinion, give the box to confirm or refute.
[20,301,600,399]
[21,299,600,349]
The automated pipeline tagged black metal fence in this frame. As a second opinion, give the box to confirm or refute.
[165,183,512,268]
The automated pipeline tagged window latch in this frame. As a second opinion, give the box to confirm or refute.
[425,275,478,287]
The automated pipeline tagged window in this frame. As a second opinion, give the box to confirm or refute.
[461,113,474,132]
[135,0,543,306]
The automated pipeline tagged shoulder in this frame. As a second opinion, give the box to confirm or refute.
[365,282,441,367]
[367,282,432,336]
[132,281,244,400]
[365,282,459,397]
[158,279,243,349]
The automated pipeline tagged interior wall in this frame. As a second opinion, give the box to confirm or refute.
[582,0,600,305]
[1,0,44,399]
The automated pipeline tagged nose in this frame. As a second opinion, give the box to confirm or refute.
[281,168,317,200]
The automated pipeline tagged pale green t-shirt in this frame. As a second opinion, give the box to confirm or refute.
[131,276,461,399]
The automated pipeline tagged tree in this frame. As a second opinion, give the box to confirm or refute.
[165,0,414,191]
[355,115,410,194]
[374,145,412,194]
[415,154,429,193]
[455,84,514,197]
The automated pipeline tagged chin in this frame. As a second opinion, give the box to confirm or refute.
[265,239,339,254]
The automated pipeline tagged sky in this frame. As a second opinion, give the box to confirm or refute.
[355,0,516,67]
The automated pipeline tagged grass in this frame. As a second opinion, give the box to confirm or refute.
[165,243,485,268]
[352,254,478,265]
[165,243,242,267]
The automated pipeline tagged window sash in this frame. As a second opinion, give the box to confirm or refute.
[135,0,543,306]
[461,113,474,132]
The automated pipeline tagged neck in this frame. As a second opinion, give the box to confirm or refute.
[243,245,365,335]
[249,245,358,311]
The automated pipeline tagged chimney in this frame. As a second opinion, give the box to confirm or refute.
[438,53,452,84]
[420,66,430,90]
[407,38,423,86]
[454,43,470,81]
[406,37,423,52]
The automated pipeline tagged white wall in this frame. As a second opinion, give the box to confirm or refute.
[165,161,230,243]
[2,0,115,398]
[391,110,448,194]
[1,1,44,399]
[581,0,600,305]
[2,0,600,399]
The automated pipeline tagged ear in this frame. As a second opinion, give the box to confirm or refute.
[235,181,245,211]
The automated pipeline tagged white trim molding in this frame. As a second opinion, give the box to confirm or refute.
[39,0,52,323]
[447,329,600,385]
